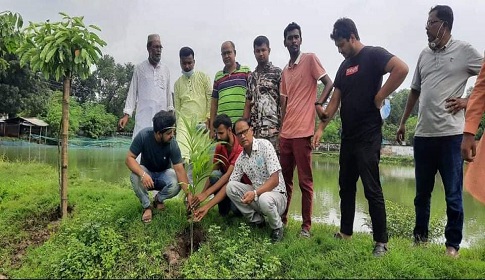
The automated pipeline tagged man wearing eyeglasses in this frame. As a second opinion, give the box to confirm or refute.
[119,34,173,139]
[224,118,287,243]
[126,110,191,224]
[209,41,251,139]
[396,5,483,258]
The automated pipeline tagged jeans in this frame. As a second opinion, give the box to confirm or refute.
[130,165,180,209]
[413,135,464,250]
[208,170,240,216]
[280,136,313,231]
[339,135,388,243]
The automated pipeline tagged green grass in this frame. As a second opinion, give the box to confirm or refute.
[314,151,415,166]
[1,159,484,278]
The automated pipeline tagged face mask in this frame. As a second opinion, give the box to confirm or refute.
[182,69,194,78]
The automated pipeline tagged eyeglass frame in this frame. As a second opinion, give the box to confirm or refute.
[235,127,251,138]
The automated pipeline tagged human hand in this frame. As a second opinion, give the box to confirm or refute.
[141,172,154,189]
[312,129,323,150]
[190,192,208,209]
[193,206,209,222]
[461,133,476,162]
[241,190,255,204]
[316,105,329,122]
[374,95,384,109]
[118,115,129,129]
[396,124,406,145]
[445,98,467,115]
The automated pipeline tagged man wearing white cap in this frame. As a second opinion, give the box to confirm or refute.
[119,34,173,139]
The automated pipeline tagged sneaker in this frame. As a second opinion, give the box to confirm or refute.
[298,229,311,238]
[271,227,284,243]
[334,232,352,240]
[445,246,459,258]
[372,243,388,257]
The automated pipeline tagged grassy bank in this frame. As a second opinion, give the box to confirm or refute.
[1,159,484,278]
[314,151,415,166]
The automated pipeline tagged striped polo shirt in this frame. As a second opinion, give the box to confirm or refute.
[212,63,251,123]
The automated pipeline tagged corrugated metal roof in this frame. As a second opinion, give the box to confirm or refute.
[4,117,49,127]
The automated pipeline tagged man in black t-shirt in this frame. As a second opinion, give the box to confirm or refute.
[126,110,192,223]
[318,18,408,257]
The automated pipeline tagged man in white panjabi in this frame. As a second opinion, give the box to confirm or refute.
[119,34,173,139]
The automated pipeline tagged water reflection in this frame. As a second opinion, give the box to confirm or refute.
[1,143,484,247]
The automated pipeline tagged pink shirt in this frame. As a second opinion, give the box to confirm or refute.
[280,53,326,138]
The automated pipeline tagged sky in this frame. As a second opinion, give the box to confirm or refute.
[2,0,484,92]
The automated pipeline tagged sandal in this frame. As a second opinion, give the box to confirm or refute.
[142,207,152,223]
[153,199,166,211]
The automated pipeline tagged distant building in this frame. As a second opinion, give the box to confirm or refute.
[0,117,49,143]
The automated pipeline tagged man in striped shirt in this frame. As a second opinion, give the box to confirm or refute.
[209,41,251,139]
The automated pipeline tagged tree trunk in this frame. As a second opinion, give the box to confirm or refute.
[61,75,71,219]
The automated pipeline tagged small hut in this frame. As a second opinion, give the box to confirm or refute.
[1,117,49,143]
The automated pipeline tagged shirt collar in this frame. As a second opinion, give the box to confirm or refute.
[256,62,273,72]
[434,36,453,52]
[242,138,260,157]
[223,62,241,74]
[288,52,303,68]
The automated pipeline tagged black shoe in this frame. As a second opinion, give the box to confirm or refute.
[413,234,428,246]
[372,243,388,257]
[249,220,266,229]
[271,227,284,243]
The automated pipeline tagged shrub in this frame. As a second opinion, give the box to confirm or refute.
[182,223,282,279]
[364,200,444,240]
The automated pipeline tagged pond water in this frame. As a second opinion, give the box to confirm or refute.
[1,141,484,248]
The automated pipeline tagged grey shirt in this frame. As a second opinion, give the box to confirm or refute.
[411,37,483,137]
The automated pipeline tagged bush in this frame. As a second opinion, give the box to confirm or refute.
[182,223,282,279]
[364,199,444,240]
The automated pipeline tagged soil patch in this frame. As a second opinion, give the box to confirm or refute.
[10,205,72,269]
[162,222,206,278]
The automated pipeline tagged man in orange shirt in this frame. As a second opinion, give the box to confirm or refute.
[461,61,485,205]
[279,22,333,238]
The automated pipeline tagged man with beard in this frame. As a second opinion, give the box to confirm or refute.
[279,22,334,238]
[192,114,250,220]
[126,110,191,224]
[119,34,173,139]
[396,5,482,258]
[321,18,408,257]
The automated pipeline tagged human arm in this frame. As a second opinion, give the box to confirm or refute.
[125,150,154,189]
[313,88,342,148]
[119,70,137,129]
[241,171,279,204]
[374,56,409,109]
[315,74,334,121]
[209,97,218,139]
[461,62,485,162]
[173,162,192,206]
[205,74,213,127]
[193,184,228,222]
[191,165,234,208]
[243,99,251,119]
[396,89,420,145]
[166,69,174,111]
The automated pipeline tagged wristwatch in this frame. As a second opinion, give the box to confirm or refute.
[253,190,258,202]
[314,101,323,106]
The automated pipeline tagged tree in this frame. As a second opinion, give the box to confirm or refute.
[45,91,82,137]
[79,103,116,138]
[17,12,106,218]
[0,11,23,71]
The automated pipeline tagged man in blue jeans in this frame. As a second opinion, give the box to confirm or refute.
[126,110,192,223]
[396,5,483,257]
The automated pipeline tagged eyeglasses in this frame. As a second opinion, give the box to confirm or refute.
[235,128,250,138]
[426,20,442,28]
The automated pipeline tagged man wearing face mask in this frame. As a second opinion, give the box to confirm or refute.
[119,34,173,139]
[396,5,482,258]
[174,46,212,164]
